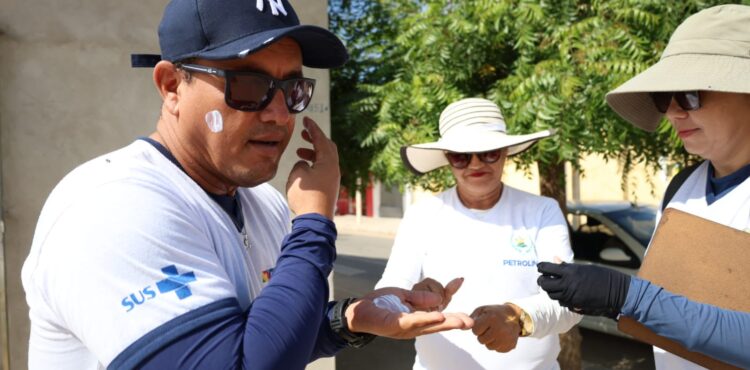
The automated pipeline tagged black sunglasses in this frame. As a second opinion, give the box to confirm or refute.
[178,63,316,113]
[444,149,505,169]
[649,91,701,114]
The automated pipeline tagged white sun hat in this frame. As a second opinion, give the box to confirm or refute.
[605,4,750,132]
[401,98,555,175]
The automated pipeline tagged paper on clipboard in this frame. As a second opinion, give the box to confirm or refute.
[617,208,750,369]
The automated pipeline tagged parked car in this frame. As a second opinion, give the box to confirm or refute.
[566,201,657,338]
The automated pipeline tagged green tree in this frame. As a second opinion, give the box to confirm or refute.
[329,0,407,192]
[337,0,745,207]
[330,2,747,367]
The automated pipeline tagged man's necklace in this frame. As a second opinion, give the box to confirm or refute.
[204,191,250,250]
[241,226,250,249]
[137,138,251,250]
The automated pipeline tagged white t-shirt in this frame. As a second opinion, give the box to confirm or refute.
[652,161,750,370]
[22,140,290,369]
[376,185,580,370]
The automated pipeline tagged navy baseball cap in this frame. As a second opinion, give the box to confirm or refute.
[132,0,348,69]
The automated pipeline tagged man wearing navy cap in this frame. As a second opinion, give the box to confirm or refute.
[21,1,472,369]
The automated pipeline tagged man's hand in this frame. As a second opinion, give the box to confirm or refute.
[345,287,473,339]
[411,277,463,312]
[537,262,630,319]
[470,304,522,352]
[286,117,340,219]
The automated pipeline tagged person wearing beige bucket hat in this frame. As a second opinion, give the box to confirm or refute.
[376,98,581,370]
[539,4,750,369]
[605,3,750,132]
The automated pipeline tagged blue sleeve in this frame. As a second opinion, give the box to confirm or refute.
[110,214,347,370]
[621,277,750,368]
[312,301,349,360]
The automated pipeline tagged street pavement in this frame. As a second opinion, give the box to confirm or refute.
[331,216,655,370]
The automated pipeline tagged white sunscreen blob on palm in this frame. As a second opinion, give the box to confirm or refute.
[205,110,223,133]
[373,294,411,313]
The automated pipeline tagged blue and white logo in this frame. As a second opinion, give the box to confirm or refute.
[156,265,197,299]
[121,265,197,312]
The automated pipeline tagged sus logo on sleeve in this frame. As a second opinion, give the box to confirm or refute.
[121,265,197,312]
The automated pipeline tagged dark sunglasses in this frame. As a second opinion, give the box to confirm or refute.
[444,149,505,169]
[649,91,701,114]
[178,63,316,113]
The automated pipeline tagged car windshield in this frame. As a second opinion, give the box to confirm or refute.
[602,207,656,246]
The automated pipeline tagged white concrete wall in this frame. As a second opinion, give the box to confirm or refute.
[0,1,334,369]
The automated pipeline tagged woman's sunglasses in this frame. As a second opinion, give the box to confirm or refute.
[178,63,316,113]
[444,149,505,169]
[649,91,701,114]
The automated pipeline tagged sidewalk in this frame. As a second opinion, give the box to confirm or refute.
[333,215,402,239]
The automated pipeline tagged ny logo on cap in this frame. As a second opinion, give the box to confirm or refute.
[257,0,288,16]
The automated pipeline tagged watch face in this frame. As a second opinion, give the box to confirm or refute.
[519,310,533,337]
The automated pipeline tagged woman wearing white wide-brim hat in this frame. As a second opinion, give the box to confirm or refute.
[538,4,750,369]
[376,98,581,370]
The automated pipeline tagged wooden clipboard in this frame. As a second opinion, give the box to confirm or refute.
[617,208,750,369]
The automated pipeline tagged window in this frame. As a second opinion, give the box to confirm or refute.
[569,213,641,269]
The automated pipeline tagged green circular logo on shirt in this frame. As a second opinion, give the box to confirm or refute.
[510,233,535,254]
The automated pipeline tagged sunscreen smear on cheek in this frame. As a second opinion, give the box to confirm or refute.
[205,110,224,133]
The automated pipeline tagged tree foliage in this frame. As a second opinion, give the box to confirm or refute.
[331,0,747,194]
[328,0,406,191]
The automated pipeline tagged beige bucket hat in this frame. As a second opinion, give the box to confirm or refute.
[606,4,750,131]
[401,98,554,175]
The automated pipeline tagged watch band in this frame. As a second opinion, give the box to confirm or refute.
[518,308,534,337]
[330,297,376,348]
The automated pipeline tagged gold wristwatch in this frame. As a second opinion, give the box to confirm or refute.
[518,308,534,337]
